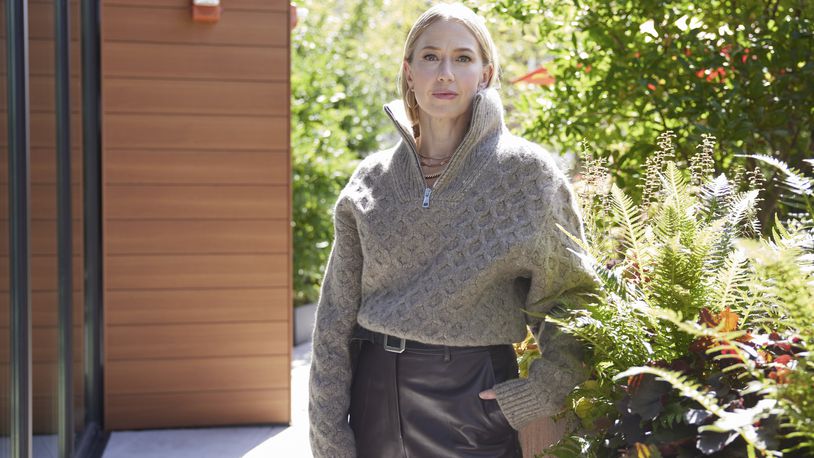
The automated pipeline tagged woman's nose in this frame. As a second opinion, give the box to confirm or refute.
[437,58,454,81]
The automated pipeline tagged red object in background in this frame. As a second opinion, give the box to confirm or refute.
[511,66,555,86]
[192,1,221,23]
[291,4,298,29]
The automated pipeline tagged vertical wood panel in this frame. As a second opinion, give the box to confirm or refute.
[101,0,291,429]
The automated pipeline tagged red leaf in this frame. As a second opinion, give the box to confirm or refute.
[699,308,718,327]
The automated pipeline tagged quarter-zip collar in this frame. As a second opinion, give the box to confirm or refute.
[383,87,506,208]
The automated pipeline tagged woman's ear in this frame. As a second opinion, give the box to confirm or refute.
[402,59,413,87]
[480,63,494,89]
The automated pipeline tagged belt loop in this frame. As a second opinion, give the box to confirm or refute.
[364,327,375,344]
[351,324,375,345]
[443,346,451,362]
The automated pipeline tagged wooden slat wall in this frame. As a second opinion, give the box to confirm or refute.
[101,0,291,430]
[0,0,86,435]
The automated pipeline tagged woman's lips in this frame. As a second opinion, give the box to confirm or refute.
[432,92,458,100]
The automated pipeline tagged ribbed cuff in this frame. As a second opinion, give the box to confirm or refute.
[493,378,551,431]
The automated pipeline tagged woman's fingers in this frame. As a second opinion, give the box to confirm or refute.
[478,389,497,399]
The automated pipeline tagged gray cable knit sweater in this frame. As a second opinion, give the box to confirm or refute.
[308,87,597,457]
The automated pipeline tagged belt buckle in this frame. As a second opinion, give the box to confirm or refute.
[383,334,406,353]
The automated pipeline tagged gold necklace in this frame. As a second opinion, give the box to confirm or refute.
[415,150,451,180]
[421,162,448,179]
[416,150,453,167]
[419,158,451,167]
[416,151,453,161]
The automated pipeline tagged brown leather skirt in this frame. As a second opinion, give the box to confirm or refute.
[349,326,523,458]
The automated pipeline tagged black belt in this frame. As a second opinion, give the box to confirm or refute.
[351,325,507,354]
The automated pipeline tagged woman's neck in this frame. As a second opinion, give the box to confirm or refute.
[415,109,472,159]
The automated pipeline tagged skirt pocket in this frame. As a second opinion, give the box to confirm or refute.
[482,345,519,432]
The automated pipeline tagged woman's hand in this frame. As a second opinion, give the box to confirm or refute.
[478,388,496,399]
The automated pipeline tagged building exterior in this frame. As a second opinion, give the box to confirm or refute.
[2,1,292,456]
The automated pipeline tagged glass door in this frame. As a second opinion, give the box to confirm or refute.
[2,1,101,456]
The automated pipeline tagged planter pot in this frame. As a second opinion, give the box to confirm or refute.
[519,413,575,458]
[294,303,317,345]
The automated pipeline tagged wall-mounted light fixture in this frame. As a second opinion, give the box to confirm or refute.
[193,0,221,23]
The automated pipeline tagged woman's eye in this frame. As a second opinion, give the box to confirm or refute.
[458,55,472,63]
[423,54,438,61]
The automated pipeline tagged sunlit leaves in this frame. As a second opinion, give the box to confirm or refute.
[484,0,814,228]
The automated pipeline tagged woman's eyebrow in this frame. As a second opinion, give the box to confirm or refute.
[420,45,476,53]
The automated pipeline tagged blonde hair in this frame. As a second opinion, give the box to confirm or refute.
[397,3,501,131]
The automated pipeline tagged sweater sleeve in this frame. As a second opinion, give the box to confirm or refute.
[308,196,363,458]
[492,169,597,431]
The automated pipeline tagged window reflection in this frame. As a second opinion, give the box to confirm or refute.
[0,1,86,456]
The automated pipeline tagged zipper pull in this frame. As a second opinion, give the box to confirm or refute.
[422,187,432,208]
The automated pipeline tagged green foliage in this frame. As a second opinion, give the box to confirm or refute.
[537,435,598,458]
[613,365,783,457]
[530,134,814,456]
[291,0,398,305]
[741,229,814,454]
[560,136,763,367]
[747,154,814,226]
[483,0,814,226]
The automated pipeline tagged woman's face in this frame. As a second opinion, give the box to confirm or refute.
[403,19,492,124]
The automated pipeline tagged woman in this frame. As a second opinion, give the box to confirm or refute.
[308,3,596,457]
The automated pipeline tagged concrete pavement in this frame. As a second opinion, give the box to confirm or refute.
[102,341,313,458]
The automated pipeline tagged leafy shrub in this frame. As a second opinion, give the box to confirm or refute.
[483,0,814,227]
[520,134,814,457]
[291,0,396,305]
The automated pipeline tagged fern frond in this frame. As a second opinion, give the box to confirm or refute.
[661,162,689,199]
[698,174,734,223]
[593,259,638,300]
[738,237,814,333]
[539,435,598,458]
[653,202,684,241]
[610,184,648,278]
[744,154,814,220]
[660,162,692,213]
[614,366,726,416]
[745,154,813,197]
[654,401,686,429]
[546,314,614,360]
[770,215,792,242]
[708,249,749,313]
[629,302,746,342]
[703,217,734,270]
[727,190,761,233]
[650,234,698,316]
